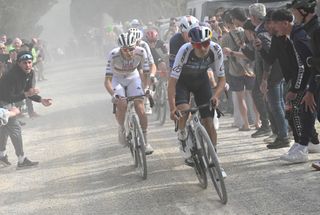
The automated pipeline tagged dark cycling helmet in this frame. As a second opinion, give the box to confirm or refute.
[287,0,317,10]
[117,32,136,48]
[145,29,158,42]
[188,26,212,43]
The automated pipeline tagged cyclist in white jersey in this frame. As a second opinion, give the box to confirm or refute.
[168,26,226,169]
[104,32,154,155]
[128,28,157,114]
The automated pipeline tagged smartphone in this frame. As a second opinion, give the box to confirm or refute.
[0,54,9,63]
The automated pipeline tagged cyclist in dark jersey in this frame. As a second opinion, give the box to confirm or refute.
[169,15,199,69]
[145,29,168,77]
[168,26,226,176]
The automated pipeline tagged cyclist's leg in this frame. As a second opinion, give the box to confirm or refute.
[193,83,216,145]
[112,78,127,126]
[175,81,191,134]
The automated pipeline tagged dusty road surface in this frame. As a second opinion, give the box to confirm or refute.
[0,58,319,215]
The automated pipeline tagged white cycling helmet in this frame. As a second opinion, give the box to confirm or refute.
[117,32,136,48]
[188,26,212,43]
[130,19,140,27]
[179,15,199,33]
[128,28,143,41]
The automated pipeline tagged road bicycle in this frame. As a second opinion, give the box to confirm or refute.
[113,94,154,180]
[175,102,227,204]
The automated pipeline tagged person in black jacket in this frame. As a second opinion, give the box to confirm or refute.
[287,0,320,169]
[260,9,319,163]
[0,51,52,169]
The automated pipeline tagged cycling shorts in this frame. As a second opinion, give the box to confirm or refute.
[112,73,144,97]
[175,79,213,118]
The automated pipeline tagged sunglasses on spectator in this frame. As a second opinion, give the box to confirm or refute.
[192,40,211,49]
[122,47,135,52]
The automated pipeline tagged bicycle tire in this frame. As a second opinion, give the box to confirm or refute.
[188,126,207,189]
[197,126,228,204]
[159,83,167,125]
[128,134,138,167]
[154,89,161,120]
[132,115,147,179]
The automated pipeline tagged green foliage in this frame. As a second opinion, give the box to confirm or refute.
[0,0,57,39]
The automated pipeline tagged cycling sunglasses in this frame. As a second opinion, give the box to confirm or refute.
[191,40,211,49]
[122,47,135,52]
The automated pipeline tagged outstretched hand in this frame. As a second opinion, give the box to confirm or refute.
[41,98,53,107]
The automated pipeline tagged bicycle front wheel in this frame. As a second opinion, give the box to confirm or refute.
[132,115,147,180]
[192,149,208,189]
[197,126,227,204]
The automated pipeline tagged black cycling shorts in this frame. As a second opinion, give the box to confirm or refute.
[175,80,213,118]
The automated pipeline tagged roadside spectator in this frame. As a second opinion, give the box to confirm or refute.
[0,51,53,169]
[221,11,256,131]
[260,9,319,163]
[255,9,290,148]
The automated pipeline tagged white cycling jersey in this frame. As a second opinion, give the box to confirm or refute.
[171,41,225,80]
[105,47,149,77]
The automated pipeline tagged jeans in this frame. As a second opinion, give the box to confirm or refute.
[286,90,319,145]
[267,81,288,139]
[252,79,269,128]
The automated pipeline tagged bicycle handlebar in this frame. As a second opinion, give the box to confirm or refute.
[112,93,154,114]
[174,101,224,132]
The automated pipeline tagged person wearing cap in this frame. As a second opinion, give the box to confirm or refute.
[286,0,320,168]
[0,51,53,169]
[260,9,319,163]
[255,10,290,149]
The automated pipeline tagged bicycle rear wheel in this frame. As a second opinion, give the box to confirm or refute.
[132,115,147,179]
[158,82,167,125]
[197,126,227,204]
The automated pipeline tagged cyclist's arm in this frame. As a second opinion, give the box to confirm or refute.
[211,44,226,100]
[168,77,177,113]
[104,76,114,96]
[168,44,188,112]
[104,50,115,96]
[144,42,157,77]
[207,69,217,88]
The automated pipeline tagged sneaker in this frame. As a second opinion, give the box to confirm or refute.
[280,145,308,163]
[311,161,320,170]
[0,155,11,166]
[286,142,299,154]
[308,142,320,153]
[145,144,154,155]
[179,140,191,159]
[267,138,290,149]
[184,157,194,167]
[263,134,277,143]
[17,157,39,169]
[220,167,227,179]
[251,127,271,138]
[118,127,127,147]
